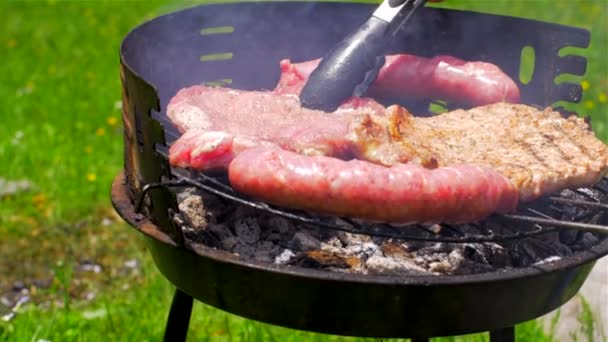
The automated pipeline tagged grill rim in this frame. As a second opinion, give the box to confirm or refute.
[113,172,608,286]
[115,4,607,337]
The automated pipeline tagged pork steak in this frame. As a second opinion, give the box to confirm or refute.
[167,85,608,223]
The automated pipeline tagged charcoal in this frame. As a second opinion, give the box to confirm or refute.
[208,223,234,240]
[512,238,572,267]
[429,258,456,273]
[366,255,428,275]
[234,206,262,221]
[234,218,261,244]
[253,249,273,263]
[575,232,599,250]
[289,251,352,269]
[323,236,343,248]
[549,241,573,256]
[336,231,370,245]
[176,187,198,202]
[266,233,283,242]
[559,229,580,245]
[576,188,602,202]
[233,243,256,258]
[288,232,321,251]
[257,241,280,256]
[262,216,295,236]
[381,243,413,259]
[178,195,207,230]
[221,236,239,251]
[344,242,380,259]
[174,184,605,276]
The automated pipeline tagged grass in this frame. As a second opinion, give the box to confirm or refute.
[0,0,606,341]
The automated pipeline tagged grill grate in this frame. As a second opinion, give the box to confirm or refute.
[146,145,608,243]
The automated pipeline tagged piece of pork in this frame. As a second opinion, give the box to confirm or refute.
[229,147,519,224]
[275,55,521,106]
[168,86,608,207]
[168,86,386,170]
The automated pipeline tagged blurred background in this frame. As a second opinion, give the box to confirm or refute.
[1,0,606,341]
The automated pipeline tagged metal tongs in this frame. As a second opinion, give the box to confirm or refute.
[300,0,428,112]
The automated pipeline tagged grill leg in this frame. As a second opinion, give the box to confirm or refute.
[490,327,515,342]
[163,288,194,342]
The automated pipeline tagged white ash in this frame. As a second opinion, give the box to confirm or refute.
[178,195,207,230]
[533,256,562,266]
[172,187,603,276]
[275,249,296,264]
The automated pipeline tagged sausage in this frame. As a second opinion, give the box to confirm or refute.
[275,55,521,106]
[228,147,519,224]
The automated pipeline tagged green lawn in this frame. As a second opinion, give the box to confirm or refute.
[0,0,606,341]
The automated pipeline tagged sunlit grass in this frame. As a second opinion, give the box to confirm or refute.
[0,0,605,341]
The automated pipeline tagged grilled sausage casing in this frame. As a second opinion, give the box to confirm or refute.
[229,148,519,223]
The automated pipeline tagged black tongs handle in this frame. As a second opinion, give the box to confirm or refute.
[300,0,428,112]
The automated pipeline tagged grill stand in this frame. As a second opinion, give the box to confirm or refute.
[161,287,516,342]
[163,289,193,342]
[113,173,605,340]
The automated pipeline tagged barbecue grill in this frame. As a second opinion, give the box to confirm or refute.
[112,2,608,341]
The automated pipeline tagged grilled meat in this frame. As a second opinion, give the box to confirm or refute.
[275,55,521,106]
[229,147,518,223]
[167,72,607,223]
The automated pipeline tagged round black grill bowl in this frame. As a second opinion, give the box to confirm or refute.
[115,2,606,339]
[112,174,608,338]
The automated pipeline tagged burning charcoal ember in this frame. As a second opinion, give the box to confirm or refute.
[288,232,322,251]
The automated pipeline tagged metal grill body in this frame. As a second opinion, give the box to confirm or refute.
[116,2,607,341]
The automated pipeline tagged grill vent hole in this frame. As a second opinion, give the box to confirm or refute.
[519,46,536,85]
[200,52,233,62]
[200,26,234,35]
[134,105,145,152]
